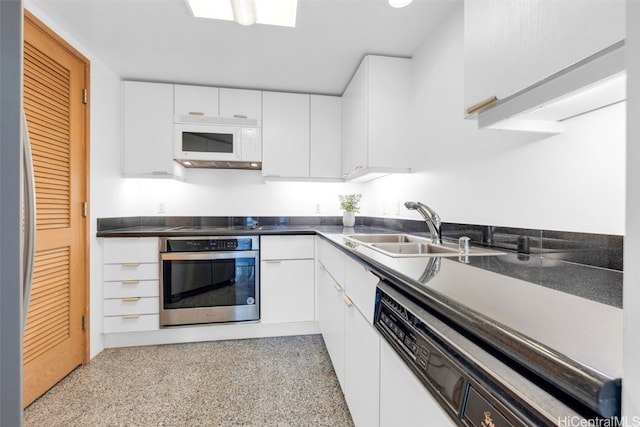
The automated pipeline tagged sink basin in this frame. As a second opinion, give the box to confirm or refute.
[344,234,505,258]
[345,234,430,244]
[371,242,459,255]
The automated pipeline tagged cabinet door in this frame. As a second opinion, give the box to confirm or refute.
[342,57,368,176]
[367,56,411,169]
[317,261,346,388]
[345,257,379,324]
[220,88,262,122]
[344,301,380,427]
[174,84,219,117]
[310,95,342,179]
[262,91,310,177]
[380,340,456,427]
[261,259,314,323]
[122,81,176,175]
[316,238,345,287]
[464,0,625,113]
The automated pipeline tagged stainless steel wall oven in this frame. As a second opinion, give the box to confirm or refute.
[159,236,259,327]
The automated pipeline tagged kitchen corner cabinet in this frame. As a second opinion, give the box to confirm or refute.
[262,92,342,179]
[122,81,183,179]
[316,237,380,427]
[341,55,412,180]
[260,235,315,323]
[103,238,160,333]
[464,0,625,115]
[174,84,219,117]
[310,95,342,179]
[262,91,310,178]
[379,340,455,427]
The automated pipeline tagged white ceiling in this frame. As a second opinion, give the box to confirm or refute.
[29,0,459,95]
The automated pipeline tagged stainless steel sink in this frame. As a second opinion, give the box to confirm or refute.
[344,234,504,258]
[371,242,459,255]
[345,234,430,244]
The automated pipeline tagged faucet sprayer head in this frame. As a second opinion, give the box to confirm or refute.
[404,201,419,210]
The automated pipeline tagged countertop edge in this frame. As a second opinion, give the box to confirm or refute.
[316,232,621,419]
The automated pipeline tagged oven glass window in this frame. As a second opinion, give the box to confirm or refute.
[182,132,233,153]
[163,257,256,309]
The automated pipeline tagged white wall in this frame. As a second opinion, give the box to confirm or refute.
[363,3,626,235]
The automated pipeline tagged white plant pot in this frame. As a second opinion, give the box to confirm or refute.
[342,211,356,227]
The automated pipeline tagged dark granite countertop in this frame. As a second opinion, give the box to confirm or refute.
[97,218,622,417]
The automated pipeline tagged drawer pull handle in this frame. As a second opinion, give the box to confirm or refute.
[233,114,248,119]
[122,280,140,285]
[122,315,140,319]
[333,283,342,292]
[466,95,498,115]
[121,263,140,267]
[264,260,282,263]
[188,111,204,116]
[122,297,140,302]
[343,295,353,307]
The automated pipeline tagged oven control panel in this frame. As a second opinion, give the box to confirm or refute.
[165,237,255,252]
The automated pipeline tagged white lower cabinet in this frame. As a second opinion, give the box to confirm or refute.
[317,259,346,388]
[344,299,380,427]
[380,340,456,427]
[260,235,315,323]
[317,237,381,426]
[102,238,160,334]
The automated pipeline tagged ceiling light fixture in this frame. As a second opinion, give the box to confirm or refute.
[185,0,298,28]
[231,0,257,26]
[388,0,414,8]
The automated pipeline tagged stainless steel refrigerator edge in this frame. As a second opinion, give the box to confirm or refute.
[0,0,26,424]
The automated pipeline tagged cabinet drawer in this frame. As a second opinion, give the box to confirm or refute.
[103,238,158,264]
[103,297,159,316]
[317,238,345,286]
[103,263,159,281]
[103,280,159,299]
[345,257,379,324]
[261,235,315,260]
[103,314,159,334]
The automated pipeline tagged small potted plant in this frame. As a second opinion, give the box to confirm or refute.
[339,193,362,227]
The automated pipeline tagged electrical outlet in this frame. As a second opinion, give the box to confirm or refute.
[314,203,321,214]
[157,202,166,214]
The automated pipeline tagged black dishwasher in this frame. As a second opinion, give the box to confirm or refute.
[374,280,570,427]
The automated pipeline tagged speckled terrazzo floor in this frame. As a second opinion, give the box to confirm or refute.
[24,335,354,427]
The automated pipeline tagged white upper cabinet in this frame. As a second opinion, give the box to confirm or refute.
[219,88,262,122]
[341,55,412,181]
[174,84,219,117]
[262,91,311,178]
[310,95,342,179]
[464,0,626,116]
[122,81,183,179]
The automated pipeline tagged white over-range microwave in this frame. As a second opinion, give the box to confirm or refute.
[173,115,262,169]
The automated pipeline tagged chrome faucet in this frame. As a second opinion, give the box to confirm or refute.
[404,201,442,244]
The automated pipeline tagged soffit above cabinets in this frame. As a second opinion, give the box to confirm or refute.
[27,0,458,95]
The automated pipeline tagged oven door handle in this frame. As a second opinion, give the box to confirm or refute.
[161,250,259,261]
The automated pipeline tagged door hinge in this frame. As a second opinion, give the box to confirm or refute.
[82,88,88,104]
[81,315,87,331]
[82,202,88,217]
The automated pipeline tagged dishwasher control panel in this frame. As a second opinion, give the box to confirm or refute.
[374,285,539,427]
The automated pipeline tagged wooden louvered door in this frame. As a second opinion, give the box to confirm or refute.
[23,11,89,407]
